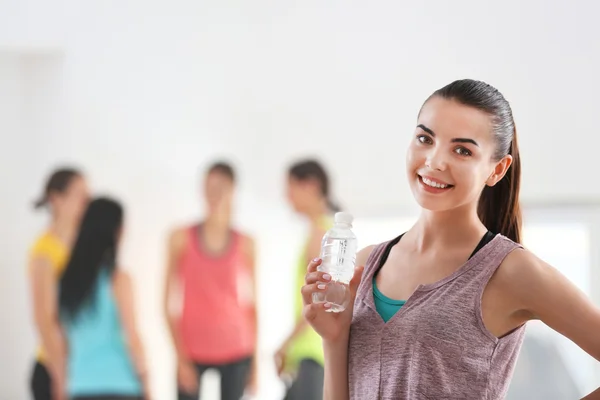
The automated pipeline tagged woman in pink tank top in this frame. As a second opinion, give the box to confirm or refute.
[163,161,258,400]
[300,79,600,399]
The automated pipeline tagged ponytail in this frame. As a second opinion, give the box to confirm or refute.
[477,131,522,244]
[33,196,48,210]
[326,198,341,213]
[34,167,82,212]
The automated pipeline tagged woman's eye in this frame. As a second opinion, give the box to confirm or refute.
[455,147,472,157]
[417,135,432,144]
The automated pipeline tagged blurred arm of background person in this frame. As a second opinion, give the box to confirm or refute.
[114,269,150,398]
[274,224,326,375]
[163,228,198,394]
[243,235,260,396]
[29,256,67,400]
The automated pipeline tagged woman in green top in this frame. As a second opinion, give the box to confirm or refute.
[275,159,339,400]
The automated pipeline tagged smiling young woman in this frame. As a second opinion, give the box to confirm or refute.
[301,79,600,400]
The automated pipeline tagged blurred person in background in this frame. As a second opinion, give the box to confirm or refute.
[28,168,90,400]
[163,161,258,400]
[59,197,148,400]
[274,159,339,400]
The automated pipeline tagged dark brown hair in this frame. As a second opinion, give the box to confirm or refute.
[34,168,83,210]
[429,79,522,243]
[207,161,235,183]
[288,159,341,213]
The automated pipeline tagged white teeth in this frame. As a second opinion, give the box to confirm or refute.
[422,177,449,189]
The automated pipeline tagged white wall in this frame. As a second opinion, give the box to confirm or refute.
[10,0,597,215]
[0,52,70,398]
[2,0,600,398]
[0,54,32,399]
[226,0,600,215]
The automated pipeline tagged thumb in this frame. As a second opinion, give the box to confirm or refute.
[349,265,365,298]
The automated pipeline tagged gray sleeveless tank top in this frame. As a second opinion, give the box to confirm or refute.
[348,234,525,399]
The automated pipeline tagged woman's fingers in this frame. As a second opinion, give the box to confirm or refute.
[306,258,322,274]
[305,270,332,285]
[303,301,332,322]
[301,281,329,305]
[303,264,364,306]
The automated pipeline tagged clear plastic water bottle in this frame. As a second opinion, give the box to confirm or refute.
[312,211,358,313]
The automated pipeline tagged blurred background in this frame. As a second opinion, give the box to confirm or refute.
[1,0,600,399]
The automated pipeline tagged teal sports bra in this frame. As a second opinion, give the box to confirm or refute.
[373,277,406,322]
[372,231,496,322]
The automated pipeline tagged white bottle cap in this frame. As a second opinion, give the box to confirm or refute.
[334,211,354,225]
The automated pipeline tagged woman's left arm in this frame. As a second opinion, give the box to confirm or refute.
[114,270,150,398]
[509,249,600,399]
[243,235,260,396]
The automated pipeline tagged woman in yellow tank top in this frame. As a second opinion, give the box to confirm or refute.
[274,159,339,400]
[28,168,89,400]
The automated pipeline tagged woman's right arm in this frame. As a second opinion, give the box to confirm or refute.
[29,256,66,400]
[302,246,374,400]
[163,228,187,360]
[163,228,198,394]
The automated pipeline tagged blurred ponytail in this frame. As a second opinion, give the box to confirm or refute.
[34,196,48,210]
[326,198,341,213]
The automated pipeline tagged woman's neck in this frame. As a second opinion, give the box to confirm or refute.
[305,200,329,227]
[409,203,488,252]
[204,213,230,234]
[201,214,231,255]
[49,217,78,248]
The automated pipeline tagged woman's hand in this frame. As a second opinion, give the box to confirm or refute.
[273,344,288,377]
[301,258,364,343]
[177,357,199,394]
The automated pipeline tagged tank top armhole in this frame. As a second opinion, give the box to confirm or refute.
[171,226,194,274]
[364,243,390,276]
[30,233,57,260]
[473,236,524,343]
[357,241,391,300]
[232,229,242,252]
[181,224,196,252]
[232,230,249,268]
[187,224,198,243]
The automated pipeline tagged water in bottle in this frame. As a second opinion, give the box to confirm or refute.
[312,211,358,312]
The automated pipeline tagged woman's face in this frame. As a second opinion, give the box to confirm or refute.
[204,171,234,215]
[406,97,512,213]
[50,175,90,223]
[286,176,319,214]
